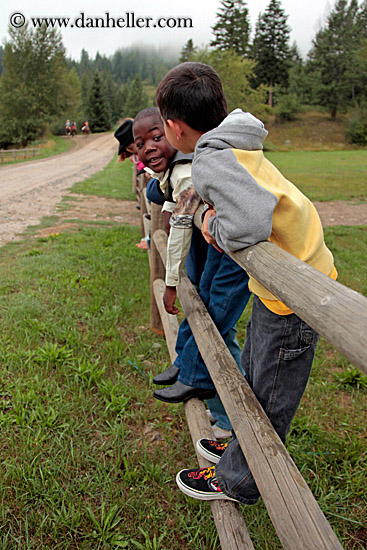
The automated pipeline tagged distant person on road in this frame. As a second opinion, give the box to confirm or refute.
[81,121,90,135]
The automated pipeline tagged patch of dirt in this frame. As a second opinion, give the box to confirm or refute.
[0,132,117,246]
[34,194,140,238]
[313,201,367,226]
[30,196,367,242]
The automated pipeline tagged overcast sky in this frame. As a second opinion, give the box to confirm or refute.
[0,0,336,61]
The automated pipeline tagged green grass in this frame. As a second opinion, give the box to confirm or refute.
[0,147,366,548]
[0,221,365,548]
[266,150,367,202]
[71,155,135,201]
[0,136,75,166]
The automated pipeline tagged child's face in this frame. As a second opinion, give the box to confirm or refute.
[133,116,176,173]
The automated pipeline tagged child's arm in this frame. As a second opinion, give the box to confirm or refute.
[192,149,278,252]
[164,184,201,312]
[201,208,223,253]
[164,165,201,314]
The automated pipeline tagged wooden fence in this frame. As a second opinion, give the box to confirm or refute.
[134,170,366,549]
[0,147,41,163]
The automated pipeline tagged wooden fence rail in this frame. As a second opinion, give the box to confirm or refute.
[192,206,367,375]
[0,148,41,163]
[133,168,365,549]
[153,228,343,550]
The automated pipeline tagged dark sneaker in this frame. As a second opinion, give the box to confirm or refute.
[196,438,228,464]
[176,466,237,501]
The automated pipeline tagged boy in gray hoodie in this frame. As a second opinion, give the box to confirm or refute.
[156,62,337,504]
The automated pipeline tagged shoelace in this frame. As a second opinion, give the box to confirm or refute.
[188,467,215,481]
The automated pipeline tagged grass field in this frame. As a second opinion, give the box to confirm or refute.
[266,150,367,202]
[71,155,135,201]
[0,152,365,548]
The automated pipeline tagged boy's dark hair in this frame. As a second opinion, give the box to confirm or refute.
[133,107,162,126]
[156,62,227,133]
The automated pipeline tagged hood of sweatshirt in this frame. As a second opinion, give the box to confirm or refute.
[195,109,268,155]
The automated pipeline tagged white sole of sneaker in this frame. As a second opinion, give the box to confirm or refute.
[176,471,237,501]
[196,440,222,464]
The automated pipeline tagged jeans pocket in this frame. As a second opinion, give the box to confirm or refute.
[281,322,318,361]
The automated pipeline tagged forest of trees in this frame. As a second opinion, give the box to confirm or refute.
[1,0,367,148]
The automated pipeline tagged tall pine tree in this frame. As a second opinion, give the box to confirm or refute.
[252,0,291,107]
[123,76,149,118]
[179,39,197,62]
[87,70,111,132]
[211,0,250,57]
[308,0,359,118]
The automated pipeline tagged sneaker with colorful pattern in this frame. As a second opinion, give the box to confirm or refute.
[196,438,228,464]
[176,466,237,501]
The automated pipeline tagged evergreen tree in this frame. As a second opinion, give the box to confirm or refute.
[357,0,367,39]
[79,49,91,75]
[63,67,82,119]
[0,46,4,76]
[308,0,359,118]
[252,0,291,107]
[0,23,77,146]
[211,0,250,57]
[87,70,111,132]
[80,71,92,117]
[104,73,127,123]
[122,76,149,118]
[118,84,129,118]
[290,41,302,66]
[179,39,197,62]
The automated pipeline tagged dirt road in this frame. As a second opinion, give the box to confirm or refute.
[0,134,366,247]
[0,134,116,245]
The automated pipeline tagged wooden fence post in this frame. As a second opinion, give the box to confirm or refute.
[132,163,138,194]
[138,176,148,237]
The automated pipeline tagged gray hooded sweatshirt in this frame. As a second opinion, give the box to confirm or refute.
[192,109,335,302]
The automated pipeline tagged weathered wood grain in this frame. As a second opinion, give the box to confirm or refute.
[231,242,367,373]
[177,273,343,550]
[153,228,343,550]
[193,206,367,374]
[153,276,254,550]
[132,163,137,194]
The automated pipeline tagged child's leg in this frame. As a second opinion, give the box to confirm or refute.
[215,296,319,504]
[173,245,222,370]
[177,248,251,389]
[206,326,244,432]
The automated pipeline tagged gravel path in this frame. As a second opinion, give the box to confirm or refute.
[0,139,366,247]
[0,134,116,246]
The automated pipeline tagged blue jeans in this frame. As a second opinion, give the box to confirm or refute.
[206,326,242,431]
[175,246,251,392]
[215,296,319,504]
